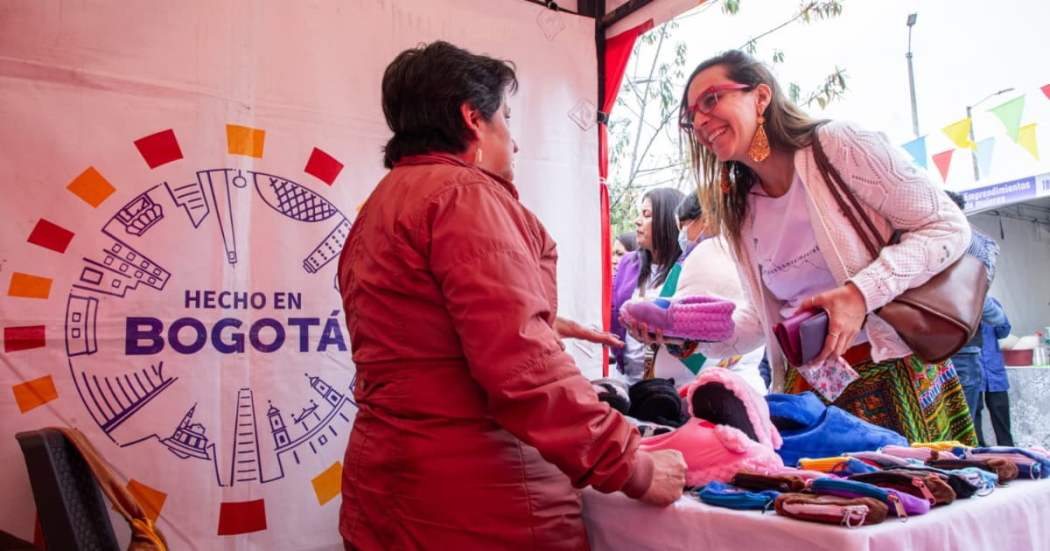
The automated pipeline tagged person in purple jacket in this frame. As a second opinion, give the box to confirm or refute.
[975,297,1014,446]
[610,188,684,381]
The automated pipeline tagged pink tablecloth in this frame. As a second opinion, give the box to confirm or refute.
[582,479,1050,551]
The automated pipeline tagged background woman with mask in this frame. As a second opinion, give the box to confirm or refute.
[654,192,768,393]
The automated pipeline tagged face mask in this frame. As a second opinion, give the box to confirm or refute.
[678,225,694,254]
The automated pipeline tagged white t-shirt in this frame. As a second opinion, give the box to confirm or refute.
[620,266,664,383]
[750,174,866,342]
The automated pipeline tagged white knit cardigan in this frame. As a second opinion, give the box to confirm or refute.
[696,120,971,392]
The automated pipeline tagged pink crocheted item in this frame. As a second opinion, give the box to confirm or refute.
[619,295,735,342]
[640,368,783,486]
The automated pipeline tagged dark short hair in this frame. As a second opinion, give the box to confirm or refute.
[944,190,967,211]
[381,41,518,168]
[675,191,702,223]
[616,231,638,252]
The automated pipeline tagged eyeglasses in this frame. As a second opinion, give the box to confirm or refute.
[679,83,752,130]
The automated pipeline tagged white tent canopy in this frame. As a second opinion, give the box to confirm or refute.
[0,1,712,548]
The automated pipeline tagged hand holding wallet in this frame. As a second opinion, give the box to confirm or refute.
[773,307,829,367]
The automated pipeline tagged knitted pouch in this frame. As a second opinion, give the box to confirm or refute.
[845,451,915,469]
[810,477,931,518]
[774,493,888,527]
[694,481,779,510]
[730,471,806,493]
[928,458,1019,484]
[798,456,880,477]
[965,448,1049,480]
[885,466,980,498]
[849,471,956,506]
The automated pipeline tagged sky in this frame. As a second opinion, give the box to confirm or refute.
[631,0,1049,191]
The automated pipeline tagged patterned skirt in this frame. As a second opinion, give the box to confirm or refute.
[785,355,978,445]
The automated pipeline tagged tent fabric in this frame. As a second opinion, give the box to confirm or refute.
[605,0,706,38]
[599,18,654,376]
[0,1,601,548]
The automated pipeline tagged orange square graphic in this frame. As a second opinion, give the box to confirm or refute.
[226,125,266,158]
[67,166,116,208]
[13,376,59,413]
[8,272,52,299]
[311,462,342,506]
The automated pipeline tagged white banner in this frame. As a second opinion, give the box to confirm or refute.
[0,1,600,548]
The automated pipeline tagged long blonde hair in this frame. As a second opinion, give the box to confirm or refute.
[680,50,826,255]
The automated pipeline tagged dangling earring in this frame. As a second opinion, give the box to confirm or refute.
[474,148,484,165]
[720,163,732,194]
[749,115,770,162]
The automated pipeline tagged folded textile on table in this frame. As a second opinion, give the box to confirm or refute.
[627,378,687,428]
[591,377,630,415]
[766,391,907,467]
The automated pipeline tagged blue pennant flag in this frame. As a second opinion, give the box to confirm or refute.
[901,136,928,169]
[974,137,996,180]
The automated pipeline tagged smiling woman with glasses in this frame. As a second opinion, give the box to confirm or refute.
[628,49,979,447]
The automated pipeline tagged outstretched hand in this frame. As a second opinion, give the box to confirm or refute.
[554,317,624,348]
[799,282,868,364]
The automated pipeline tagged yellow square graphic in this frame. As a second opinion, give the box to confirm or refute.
[311,462,342,506]
[13,376,59,413]
[8,272,52,299]
[67,166,116,208]
[226,124,266,158]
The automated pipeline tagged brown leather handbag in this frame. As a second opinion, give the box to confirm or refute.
[811,134,988,364]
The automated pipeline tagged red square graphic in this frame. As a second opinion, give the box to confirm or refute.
[304,147,344,185]
[4,325,46,352]
[27,219,75,253]
[217,499,267,536]
[134,129,183,169]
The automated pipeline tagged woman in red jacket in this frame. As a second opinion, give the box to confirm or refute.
[336,41,686,550]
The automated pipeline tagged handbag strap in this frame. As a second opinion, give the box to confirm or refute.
[809,130,885,258]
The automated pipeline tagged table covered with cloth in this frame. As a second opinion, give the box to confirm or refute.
[582,478,1050,551]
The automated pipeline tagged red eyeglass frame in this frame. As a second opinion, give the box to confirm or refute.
[679,83,752,129]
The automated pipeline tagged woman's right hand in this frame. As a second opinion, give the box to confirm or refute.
[638,449,687,506]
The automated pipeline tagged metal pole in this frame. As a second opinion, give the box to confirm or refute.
[966,88,1015,182]
[967,105,979,181]
[906,14,920,138]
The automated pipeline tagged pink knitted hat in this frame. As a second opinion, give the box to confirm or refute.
[619,295,735,342]
[640,368,783,486]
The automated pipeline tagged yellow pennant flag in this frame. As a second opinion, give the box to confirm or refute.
[1018,123,1040,160]
[942,118,976,150]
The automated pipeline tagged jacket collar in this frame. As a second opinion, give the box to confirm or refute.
[395,152,519,200]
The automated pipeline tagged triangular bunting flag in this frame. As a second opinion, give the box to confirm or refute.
[1017,123,1039,160]
[932,149,954,182]
[974,137,995,179]
[942,119,975,150]
[988,95,1025,141]
[1041,84,1050,101]
[901,136,928,168]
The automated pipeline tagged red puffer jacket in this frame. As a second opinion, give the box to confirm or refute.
[337,153,652,550]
